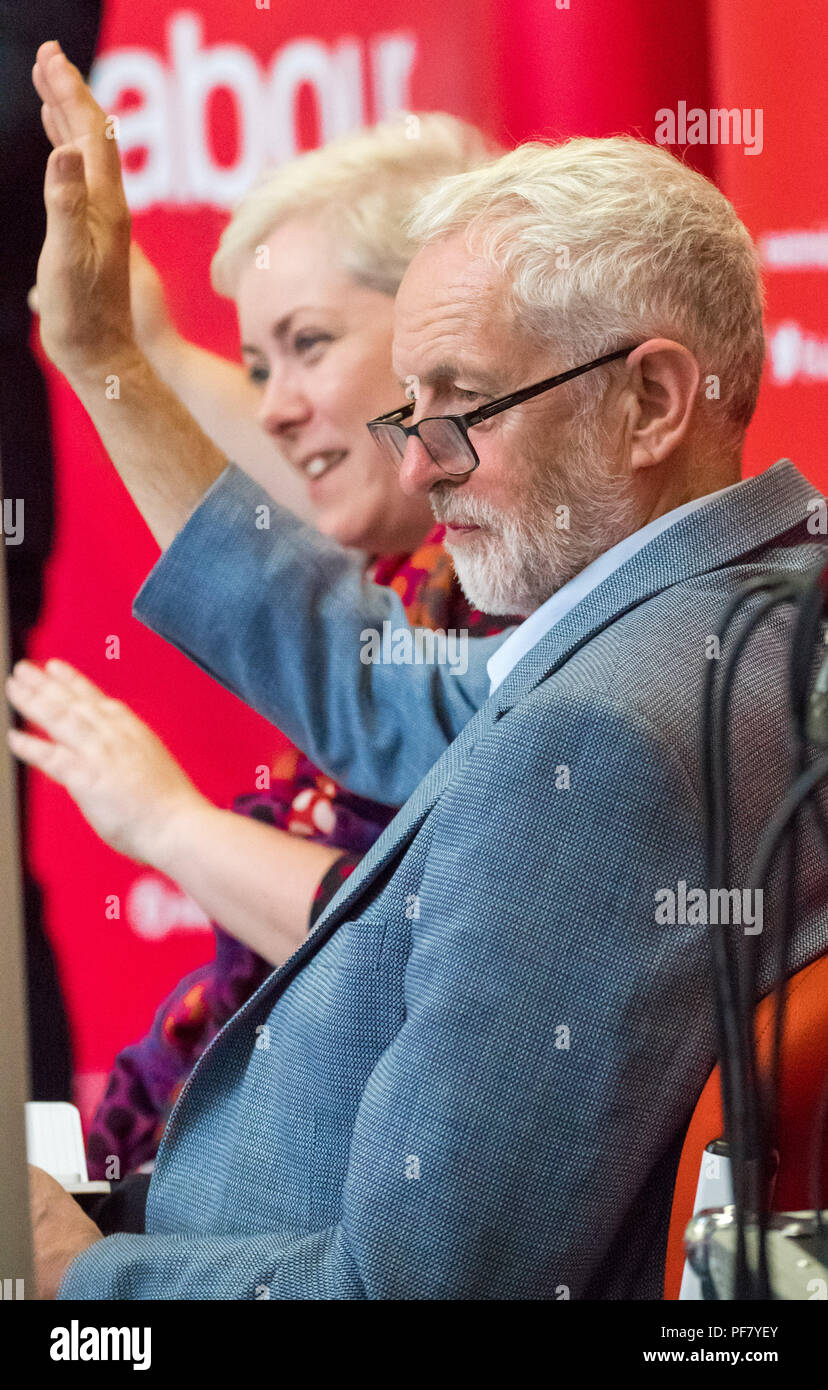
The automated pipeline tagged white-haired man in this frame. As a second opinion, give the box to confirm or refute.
[21,42,828,1300]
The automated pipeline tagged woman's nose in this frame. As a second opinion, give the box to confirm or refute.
[256,372,313,436]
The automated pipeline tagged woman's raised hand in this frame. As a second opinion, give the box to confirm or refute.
[32,40,136,381]
[129,242,177,356]
[28,243,175,358]
[6,659,204,868]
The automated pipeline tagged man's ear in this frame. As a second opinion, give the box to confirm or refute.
[623,339,700,473]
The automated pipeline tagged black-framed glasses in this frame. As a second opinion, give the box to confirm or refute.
[366,344,641,476]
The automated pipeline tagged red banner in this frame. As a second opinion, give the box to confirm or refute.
[708,0,828,483]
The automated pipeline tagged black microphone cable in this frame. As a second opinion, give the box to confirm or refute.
[703,582,786,1186]
[755,567,828,1246]
[711,553,828,1289]
[704,575,801,1298]
[746,746,828,1224]
[810,1073,828,1231]
[790,563,828,1233]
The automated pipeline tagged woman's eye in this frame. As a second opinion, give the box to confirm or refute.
[247,364,269,385]
[294,333,332,355]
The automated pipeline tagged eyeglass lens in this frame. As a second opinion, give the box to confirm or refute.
[374,418,472,475]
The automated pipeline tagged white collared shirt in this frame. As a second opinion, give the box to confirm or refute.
[487,484,738,694]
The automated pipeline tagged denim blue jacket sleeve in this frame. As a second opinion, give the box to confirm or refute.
[57,692,706,1299]
[132,464,511,805]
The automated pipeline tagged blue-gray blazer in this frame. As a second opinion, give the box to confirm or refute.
[59,459,828,1299]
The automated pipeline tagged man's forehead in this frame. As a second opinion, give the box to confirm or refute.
[392,237,509,380]
[396,235,500,314]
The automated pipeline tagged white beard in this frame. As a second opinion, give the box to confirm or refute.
[431,420,642,617]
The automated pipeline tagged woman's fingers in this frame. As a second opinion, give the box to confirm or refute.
[7,728,79,789]
[42,661,133,731]
[6,662,105,750]
[42,658,110,707]
[38,97,63,151]
[34,43,123,199]
[32,42,134,379]
[34,43,87,140]
[32,43,70,141]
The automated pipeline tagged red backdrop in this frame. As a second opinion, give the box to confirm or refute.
[24,0,828,1126]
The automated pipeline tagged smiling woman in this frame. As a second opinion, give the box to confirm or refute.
[232,213,433,553]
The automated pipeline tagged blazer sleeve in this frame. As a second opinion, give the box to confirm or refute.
[132,464,510,806]
[58,691,713,1300]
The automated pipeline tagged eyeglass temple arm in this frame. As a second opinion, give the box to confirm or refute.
[471,345,639,424]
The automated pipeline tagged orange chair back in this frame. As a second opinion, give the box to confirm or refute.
[664,950,828,1299]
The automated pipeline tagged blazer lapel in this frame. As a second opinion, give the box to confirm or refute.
[223,702,493,1018]
[298,706,488,931]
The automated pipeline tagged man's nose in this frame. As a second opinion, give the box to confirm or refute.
[396,434,446,496]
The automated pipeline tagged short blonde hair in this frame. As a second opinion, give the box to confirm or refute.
[210,113,501,299]
[406,135,766,438]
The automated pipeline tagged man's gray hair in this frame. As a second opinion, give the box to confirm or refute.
[405,135,766,440]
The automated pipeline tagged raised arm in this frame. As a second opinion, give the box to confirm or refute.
[33,40,231,548]
[128,244,315,524]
